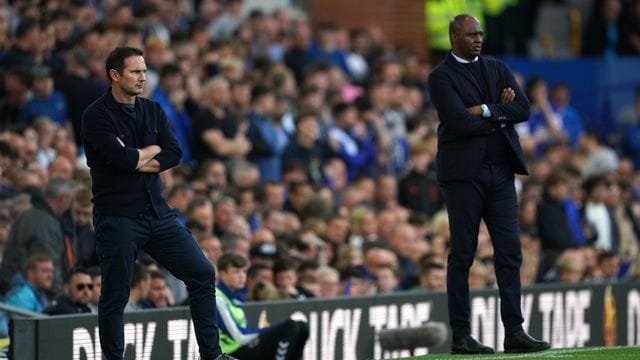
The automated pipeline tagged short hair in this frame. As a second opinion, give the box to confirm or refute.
[0,140,16,159]
[6,65,32,87]
[186,196,212,217]
[220,232,245,252]
[217,253,249,272]
[87,266,101,278]
[74,185,92,207]
[159,63,181,78]
[23,254,53,274]
[294,110,318,127]
[167,182,193,199]
[105,46,144,82]
[597,251,617,265]
[44,177,76,199]
[131,262,149,288]
[448,14,474,36]
[247,264,272,279]
[214,196,236,209]
[15,17,39,39]
[64,267,90,284]
[250,85,272,103]
[582,175,609,195]
[298,260,318,274]
[316,265,339,279]
[273,258,296,274]
[377,262,400,278]
[150,270,166,281]
[332,102,353,117]
[419,261,445,277]
[551,81,569,92]
[543,169,570,189]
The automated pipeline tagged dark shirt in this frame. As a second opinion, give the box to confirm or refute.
[282,139,327,186]
[43,296,92,315]
[537,193,580,251]
[398,168,444,217]
[81,89,182,218]
[1,45,35,70]
[192,108,238,163]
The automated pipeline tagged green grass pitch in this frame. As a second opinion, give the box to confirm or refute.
[397,346,640,359]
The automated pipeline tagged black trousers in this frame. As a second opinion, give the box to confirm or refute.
[232,319,309,360]
[94,211,222,360]
[440,163,524,338]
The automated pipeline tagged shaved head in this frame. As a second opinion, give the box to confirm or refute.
[449,14,478,36]
[448,14,483,61]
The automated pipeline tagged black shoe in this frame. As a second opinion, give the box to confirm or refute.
[451,335,495,354]
[213,355,239,360]
[504,331,550,353]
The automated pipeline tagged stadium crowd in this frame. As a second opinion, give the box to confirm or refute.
[0,0,639,340]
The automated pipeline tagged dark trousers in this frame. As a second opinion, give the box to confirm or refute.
[94,212,222,360]
[231,319,309,360]
[439,163,524,338]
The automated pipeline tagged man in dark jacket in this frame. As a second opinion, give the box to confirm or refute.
[0,177,76,295]
[397,136,443,217]
[44,268,92,315]
[428,14,549,354]
[81,47,231,360]
[537,170,585,273]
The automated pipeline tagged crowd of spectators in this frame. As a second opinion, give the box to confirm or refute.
[0,0,639,340]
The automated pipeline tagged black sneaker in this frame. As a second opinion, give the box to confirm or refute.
[451,335,495,354]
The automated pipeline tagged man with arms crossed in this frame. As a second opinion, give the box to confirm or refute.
[428,15,550,354]
[81,46,235,360]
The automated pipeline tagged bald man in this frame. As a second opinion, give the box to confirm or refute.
[428,14,549,354]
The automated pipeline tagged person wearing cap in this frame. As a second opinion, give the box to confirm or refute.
[17,65,69,126]
[81,47,230,360]
[216,253,309,360]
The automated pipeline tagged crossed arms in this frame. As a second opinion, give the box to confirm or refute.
[116,136,161,173]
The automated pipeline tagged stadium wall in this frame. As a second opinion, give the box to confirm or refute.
[11,282,640,359]
[308,0,428,59]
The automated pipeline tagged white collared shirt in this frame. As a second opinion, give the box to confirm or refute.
[451,51,479,63]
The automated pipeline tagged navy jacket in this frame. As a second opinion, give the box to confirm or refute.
[428,52,530,181]
[81,90,181,218]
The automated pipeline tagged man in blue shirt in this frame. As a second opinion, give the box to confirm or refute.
[4,254,53,312]
[150,64,193,165]
[17,65,69,126]
[81,47,232,360]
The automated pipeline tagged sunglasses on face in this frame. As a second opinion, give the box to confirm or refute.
[76,283,94,291]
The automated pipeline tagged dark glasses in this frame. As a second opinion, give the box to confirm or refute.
[76,283,94,291]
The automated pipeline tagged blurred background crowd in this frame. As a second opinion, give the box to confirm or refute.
[0,0,639,338]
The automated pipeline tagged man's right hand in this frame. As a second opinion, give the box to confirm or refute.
[136,145,161,170]
[500,88,516,104]
[140,145,161,158]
